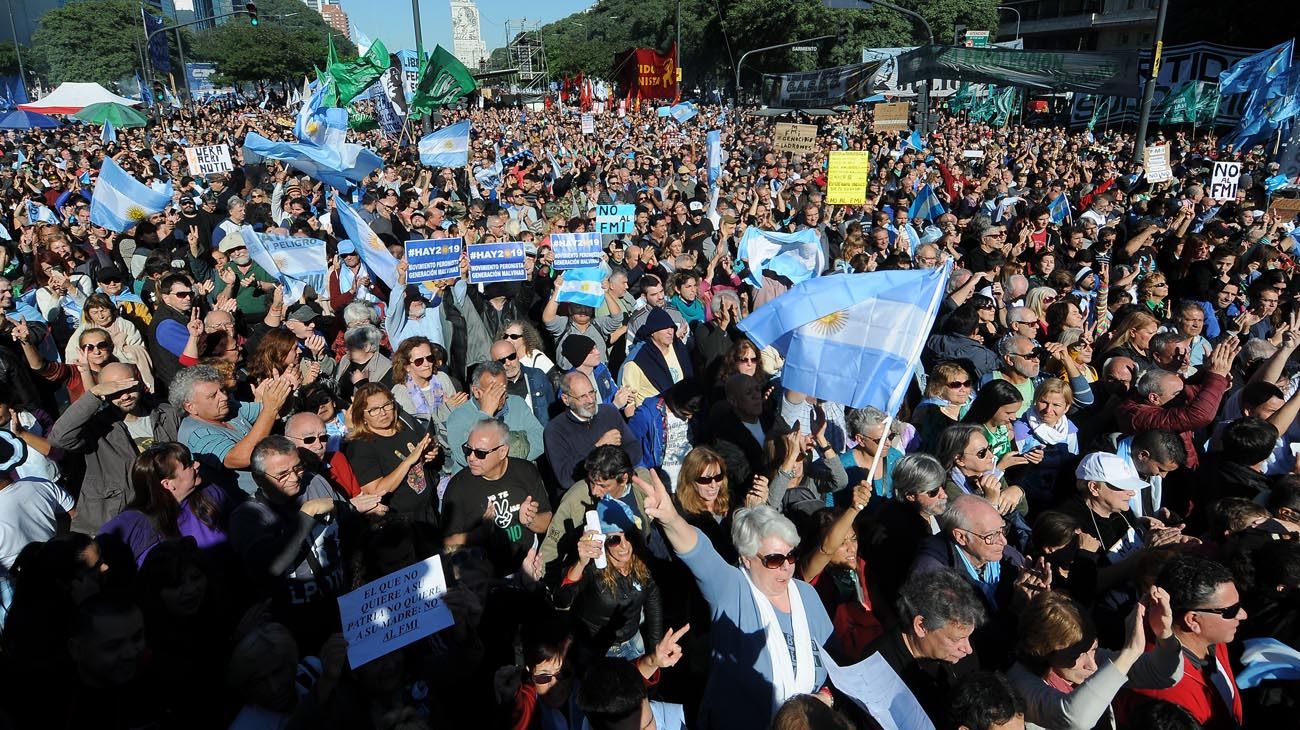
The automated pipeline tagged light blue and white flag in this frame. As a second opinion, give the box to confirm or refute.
[243,132,382,192]
[333,192,399,288]
[908,184,945,223]
[667,102,698,124]
[473,144,504,192]
[101,120,116,145]
[555,266,607,308]
[26,200,58,224]
[1266,173,1291,194]
[905,129,925,151]
[246,230,329,303]
[739,263,952,412]
[1236,638,1300,689]
[11,149,25,171]
[1264,64,1300,123]
[887,223,921,254]
[737,227,826,289]
[295,82,348,148]
[1219,39,1294,96]
[1049,192,1072,224]
[707,129,722,191]
[89,157,172,232]
[993,196,1023,223]
[418,119,470,168]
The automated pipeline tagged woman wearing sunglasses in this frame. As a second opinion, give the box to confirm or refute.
[936,424,1028,520]
[633,471,834,729]
[913,361,974,450]
[556,499,663,660]
[389,337,465,450]
[344,383,440,529]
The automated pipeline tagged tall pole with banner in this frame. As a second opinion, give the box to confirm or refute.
[1134,0,1169,162]
[825,0,934,134]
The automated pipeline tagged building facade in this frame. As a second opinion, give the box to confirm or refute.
[449,0,488,70]
[998,0,1158,52]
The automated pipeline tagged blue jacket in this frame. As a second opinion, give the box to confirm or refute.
[562,363,619,405]
[519,365,556,425]
[627,396,667,470]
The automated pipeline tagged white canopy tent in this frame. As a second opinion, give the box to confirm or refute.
[18,82,141,115]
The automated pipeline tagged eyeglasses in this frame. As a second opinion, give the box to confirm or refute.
[1016,320,1038,327]
[504,333,524,340]
[461,442,506,460]
[365,401,396,416]
[170,290,194,299]
[694,472,724,485]
[738,356,758,364]
[267,465,305,483]
[984,231,1008,239]
[922,486,943,499]
[960,524,1010,545]
[531,666,572,685]
[758,550,799,569]
[947,380,973,389]
[496,352,518,364]
[293,433,329,445]
[1187,601,1244,618]
[81,341,112,352]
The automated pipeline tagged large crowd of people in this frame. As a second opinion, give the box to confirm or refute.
[0,92,1296,730]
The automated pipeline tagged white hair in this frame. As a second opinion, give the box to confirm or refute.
[731,504,799,557]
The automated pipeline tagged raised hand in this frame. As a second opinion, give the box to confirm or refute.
[187,307,204,338]
[649,624,690,670]
[518,495,540,530]
[631,470,678,526]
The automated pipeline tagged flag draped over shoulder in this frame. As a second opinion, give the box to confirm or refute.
[739,264,952,412]
[737,227,826,289]
[409,45,477,119]
[1219,39,1294,96]
[328,37,391,106]
[333,192,399,288]
[89,158,172,232]
[419,119,471,167]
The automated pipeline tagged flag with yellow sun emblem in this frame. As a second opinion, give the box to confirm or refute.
[739,262,952,412]
[89,157,173,233]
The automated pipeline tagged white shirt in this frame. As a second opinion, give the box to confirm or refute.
[0,478,75,573]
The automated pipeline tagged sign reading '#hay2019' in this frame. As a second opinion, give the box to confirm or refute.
[405,238,463,283]
[550,231,604,269]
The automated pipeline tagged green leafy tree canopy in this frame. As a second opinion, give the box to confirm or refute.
[30,0,148,84]
[191,0,356,84]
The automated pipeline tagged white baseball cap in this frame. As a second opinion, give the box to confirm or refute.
[1075,452,1149,491]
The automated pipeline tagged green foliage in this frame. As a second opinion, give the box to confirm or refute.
[29,0,147,84]
[0,43,24,77]
[191,0,356,84]
[539,0,998,86]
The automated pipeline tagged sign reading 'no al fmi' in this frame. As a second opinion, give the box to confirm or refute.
[595,204,636,235]
[1210,161,1241,200]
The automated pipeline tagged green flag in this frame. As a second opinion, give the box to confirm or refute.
[347,105,378,132]
[1159,81,1220,126]
[328,38,391,106]
[970,86,998,123]
[991,87,1017,127]
[409,45,478,119]
[947,82,976,113]
[1088,96,1112,131]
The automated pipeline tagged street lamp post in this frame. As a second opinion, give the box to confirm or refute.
[735,34,838,104]
[824,0,934,133]
[997,6,1021,41]
[5,0,27,94]
[411,0,431,132]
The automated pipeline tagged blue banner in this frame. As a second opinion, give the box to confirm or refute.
[467,242,528,284]
[550,231,604,270]
[143,10,170,74]
[405,238,463,283]
[186,63,218,98]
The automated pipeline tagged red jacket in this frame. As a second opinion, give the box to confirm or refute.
[1113,371,1228,470]
[1124,642,1243,730]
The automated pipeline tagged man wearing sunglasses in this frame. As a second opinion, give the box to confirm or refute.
[48,362,182,534]
[1126,555,1246,729]
[286,411,362,505]
[443,419,552,578]
[490,339,555,427]
[146,272,201,392]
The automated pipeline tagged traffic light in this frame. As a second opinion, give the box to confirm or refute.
[246,3,258,25]
[152,81,165,103]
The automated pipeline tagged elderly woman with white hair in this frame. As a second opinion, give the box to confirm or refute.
[634,471,834,729]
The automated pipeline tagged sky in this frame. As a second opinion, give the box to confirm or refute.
[336,0,595,55]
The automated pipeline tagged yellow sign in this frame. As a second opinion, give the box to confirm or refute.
[676,68,682,82]
[826,151,870,205]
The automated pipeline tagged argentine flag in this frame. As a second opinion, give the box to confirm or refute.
[102,121,117,145]
[333,192,399,288]
[737,227,826,289]
[419,120,471,168]
[908,184,945,223]
[994,196,1023,223]
[668,102,698,124]
[295,82,347,148]
[26,201,59,224]
[89,158,172,232]
[1049,192,1072,224]
[555,266,607,308]
[905,129,926,151]
[244,132,381,192]
[739,262,952,413]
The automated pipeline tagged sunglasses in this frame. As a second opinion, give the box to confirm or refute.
[294,433,329,445]
[923,486,943,499]
[604,533,625,548]
[738,356,758,364]
[694,472,724,485]
[1189,601,1243,618]
[81,341,112,352]
[531,667,572,685]
[170,290,194,299]
[504,333,524,340]
[461,442,506,460]
[496,352,518,364]
[968,447,991,459]
[758,550,799,569]
[408,355,432,367]
[947,380,973,389]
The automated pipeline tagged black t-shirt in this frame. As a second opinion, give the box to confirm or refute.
[345,422,439,526]
[442,458,551,576]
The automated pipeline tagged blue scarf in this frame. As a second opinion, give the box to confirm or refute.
[955,544,1001,607]
[669,295,704,324]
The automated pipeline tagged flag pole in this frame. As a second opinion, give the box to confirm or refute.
[862,415,893,496]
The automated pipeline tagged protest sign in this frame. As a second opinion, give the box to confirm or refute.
[468,242,529,283]
[1144,145,1173,183]
[550,231,604,269]
[404,238,463,283]
[245,230,327,303]
[337,555,454,668]
[595,204,636,235]
[581,114,595,134]
[1211,161,1242,200]
[826,151,870,205]
[184,145,233,176]
[873,103,911,131]
[824,652,935,730]
[773,123,818,154]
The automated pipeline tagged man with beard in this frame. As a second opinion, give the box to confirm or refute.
[212,229,278,322]
[542,371,640,490]
[48,362,183,533]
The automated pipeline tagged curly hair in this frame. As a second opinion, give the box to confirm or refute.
[247,329,299,384]
[391,336,441,384]
[716,338,769,385]
[495,319,547,358]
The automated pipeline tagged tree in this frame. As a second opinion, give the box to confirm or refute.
[190,0,356,84]
[29,0,146,84]
[0,44,25,77]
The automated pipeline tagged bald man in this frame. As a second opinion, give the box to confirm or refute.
[49,362,183,533]
[285,411,363,503]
